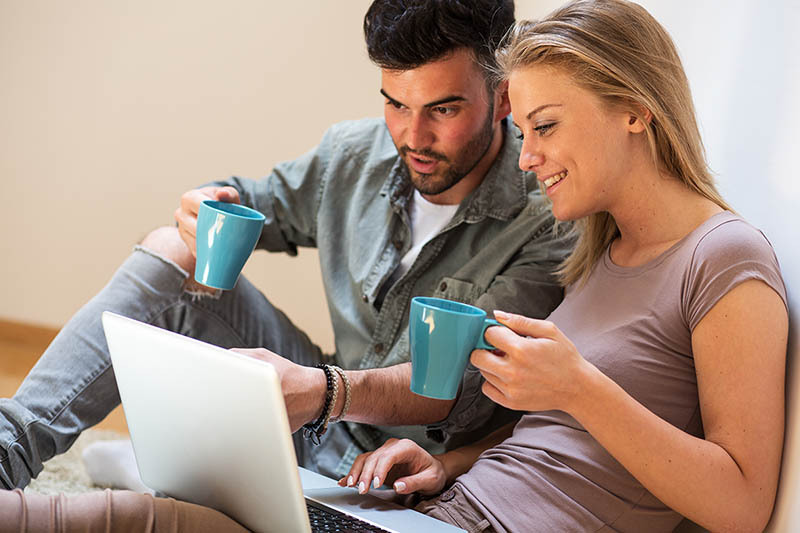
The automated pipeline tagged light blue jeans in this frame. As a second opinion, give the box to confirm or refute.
[0,246,352,489]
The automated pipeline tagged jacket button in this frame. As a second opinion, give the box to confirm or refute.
[440,490,455,502]
[439,281,447,291]
[362,294,369,303]
[374,343,384,354]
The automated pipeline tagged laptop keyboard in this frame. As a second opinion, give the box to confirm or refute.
[306,500,393,532]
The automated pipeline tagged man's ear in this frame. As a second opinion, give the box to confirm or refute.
[626,104,653,134]
[494,80,511,122]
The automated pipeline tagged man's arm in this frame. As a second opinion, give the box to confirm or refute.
[235,202,574,435]
[231,349,452,432]
[335,362,453,425]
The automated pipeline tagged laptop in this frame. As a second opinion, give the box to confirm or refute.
[101,311,465,533]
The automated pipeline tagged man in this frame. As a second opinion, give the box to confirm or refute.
[0,0,571,488]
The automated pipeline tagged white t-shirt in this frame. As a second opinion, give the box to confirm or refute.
[390,190,459,284]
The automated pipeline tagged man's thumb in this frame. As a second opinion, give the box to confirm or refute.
[215,186,240,203]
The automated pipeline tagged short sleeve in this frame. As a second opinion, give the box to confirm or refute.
[684,219,787,332]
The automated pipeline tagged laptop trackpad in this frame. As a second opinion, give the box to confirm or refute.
[304,487,466,532]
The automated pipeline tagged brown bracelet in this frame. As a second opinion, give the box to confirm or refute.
[329,366,351,423]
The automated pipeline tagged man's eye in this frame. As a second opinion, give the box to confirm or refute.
[386,100,403,110]
[432,106,455,116]
[534,123,556,136]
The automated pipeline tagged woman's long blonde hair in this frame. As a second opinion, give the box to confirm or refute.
[495,0,732,286]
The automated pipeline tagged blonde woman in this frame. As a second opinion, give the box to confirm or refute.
[343,1,789,531]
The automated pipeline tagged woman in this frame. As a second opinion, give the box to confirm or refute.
[343,1,789,531]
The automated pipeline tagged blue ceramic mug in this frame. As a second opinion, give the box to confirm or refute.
[194,200,265,290]
[408,297,504,400]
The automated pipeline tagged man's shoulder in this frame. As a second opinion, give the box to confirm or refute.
[324,117,396,159]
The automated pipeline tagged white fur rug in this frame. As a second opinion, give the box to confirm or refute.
[24,429,126,495]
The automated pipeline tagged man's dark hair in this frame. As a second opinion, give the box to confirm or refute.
[364,0,515,85]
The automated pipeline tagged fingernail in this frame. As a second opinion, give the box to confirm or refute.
[347,476,354,487]
[358,481,366,494]
[373,476,380,489]
[494,310,509,320]
[394,481,406,492]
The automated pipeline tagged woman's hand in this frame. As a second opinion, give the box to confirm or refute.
[339,438,447,496]
[471,310,596,413]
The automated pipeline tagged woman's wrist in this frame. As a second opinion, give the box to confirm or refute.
[435,451,460,486]
[436,446,480,485]
[563,358,612,422]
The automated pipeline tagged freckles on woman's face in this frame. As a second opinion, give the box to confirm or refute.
[508,65,631,221]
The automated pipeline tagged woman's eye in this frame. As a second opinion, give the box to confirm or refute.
[534,123,556,136]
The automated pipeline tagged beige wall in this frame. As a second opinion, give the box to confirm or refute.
[0,0,384,352]
[2,1,797,356]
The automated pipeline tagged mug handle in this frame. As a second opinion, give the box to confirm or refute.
[476,318,504,350]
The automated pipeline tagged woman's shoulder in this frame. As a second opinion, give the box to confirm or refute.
[683,211,787,329]
[691,211,777,265]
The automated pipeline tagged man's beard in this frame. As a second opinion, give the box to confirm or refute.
[400,104,496,196]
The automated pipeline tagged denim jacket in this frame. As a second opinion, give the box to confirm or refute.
[212,117,574,463]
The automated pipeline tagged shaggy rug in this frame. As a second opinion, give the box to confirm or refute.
[24,429,127,495]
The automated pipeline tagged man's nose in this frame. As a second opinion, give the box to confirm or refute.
[406,113,434,151]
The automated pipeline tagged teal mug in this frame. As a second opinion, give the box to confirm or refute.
[408,296,503,400]
[194,200,265,290]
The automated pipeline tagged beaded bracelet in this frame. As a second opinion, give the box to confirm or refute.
[329,365,351,424]
[302,364,339,445]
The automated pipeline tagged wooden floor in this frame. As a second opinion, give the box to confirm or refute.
[0,320,129,434]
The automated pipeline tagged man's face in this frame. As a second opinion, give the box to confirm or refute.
[381,49,504,199]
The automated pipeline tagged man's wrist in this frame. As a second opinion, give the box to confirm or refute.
[306,366,328,423]
[302,364,339,444]
[329,367,351,422]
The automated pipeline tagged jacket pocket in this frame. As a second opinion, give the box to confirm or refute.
[433,277,479,304]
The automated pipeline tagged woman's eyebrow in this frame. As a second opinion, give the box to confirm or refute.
[526,103,563,119]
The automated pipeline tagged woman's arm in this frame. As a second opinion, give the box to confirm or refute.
[475,279,787,532]
[342,422,515,495]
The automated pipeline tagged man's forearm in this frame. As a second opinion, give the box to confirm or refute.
[330,362,455,426]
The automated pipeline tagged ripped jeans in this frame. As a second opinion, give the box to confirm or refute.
[0,246,352,489]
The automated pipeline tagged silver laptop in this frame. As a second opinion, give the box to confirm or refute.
[101,311,465,533]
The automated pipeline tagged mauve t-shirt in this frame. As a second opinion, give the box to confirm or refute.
[455,211,787,532]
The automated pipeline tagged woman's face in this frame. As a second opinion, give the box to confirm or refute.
[508,65,643,221]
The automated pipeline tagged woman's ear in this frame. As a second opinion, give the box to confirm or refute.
[626,105,653,134]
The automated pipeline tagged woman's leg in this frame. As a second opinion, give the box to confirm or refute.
[0,488,249,533]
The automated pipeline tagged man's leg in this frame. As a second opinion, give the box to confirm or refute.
[0,227,327,488]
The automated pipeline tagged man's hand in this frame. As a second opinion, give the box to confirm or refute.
[229,347,326,432]
[174,186,240,257]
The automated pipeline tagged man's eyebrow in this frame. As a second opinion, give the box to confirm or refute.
[424,95,466,107]
[380,89,466,108]
[526,103,563,119]
[380,89,402,106]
